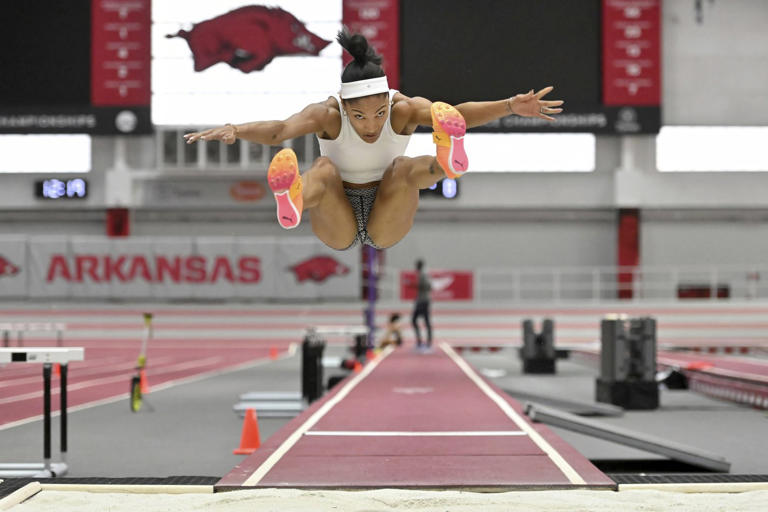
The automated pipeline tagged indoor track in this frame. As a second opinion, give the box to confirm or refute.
[3,301,768,429]
[2,301,768,511]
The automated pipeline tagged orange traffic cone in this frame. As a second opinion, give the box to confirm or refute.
[139,369,150,394]
[366,348,375,360]
[233,409,261,455]
[53,364,61,378]
[353,360,363,373]
[269,347,279,360]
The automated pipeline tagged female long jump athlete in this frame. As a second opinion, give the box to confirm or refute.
[185,29,563,250]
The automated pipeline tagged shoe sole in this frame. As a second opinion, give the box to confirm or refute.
[268,148,302,229]
[431,102,468,177]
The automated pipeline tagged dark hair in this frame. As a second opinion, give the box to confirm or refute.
[389,313,401,322]
[416,259,424,271]
[336,27,385,83]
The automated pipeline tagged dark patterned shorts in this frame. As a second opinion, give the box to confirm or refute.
[342,186,382,250]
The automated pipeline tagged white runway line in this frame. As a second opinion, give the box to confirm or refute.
[441,343,587,485]
[242,346,395,486]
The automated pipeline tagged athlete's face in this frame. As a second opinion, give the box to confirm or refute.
[343,93,389,144]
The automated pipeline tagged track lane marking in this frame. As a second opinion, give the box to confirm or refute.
[0,345,296,431]
[441,342,587,485]
[241,346,395,486]
[0,357,225,405]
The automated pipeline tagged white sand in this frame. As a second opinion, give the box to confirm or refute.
[9,488,768,512]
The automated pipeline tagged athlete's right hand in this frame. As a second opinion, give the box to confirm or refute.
[184,124,238,144]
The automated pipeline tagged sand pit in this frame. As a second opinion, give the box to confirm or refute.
[5,486,768,512]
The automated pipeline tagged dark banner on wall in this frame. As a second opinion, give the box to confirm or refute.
[0,1,151,135]
[400,0,660,134]
[462,105,660,134]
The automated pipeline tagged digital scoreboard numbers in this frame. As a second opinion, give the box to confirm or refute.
[35,179,89,200]
[419,178,459,199]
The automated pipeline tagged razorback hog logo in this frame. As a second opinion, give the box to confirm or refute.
[167,5,331,72]
[0,256,20,278]
[290,256,349,283]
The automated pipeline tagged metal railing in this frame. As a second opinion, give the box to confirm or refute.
[156,128,320,172]
[375,264,768,302]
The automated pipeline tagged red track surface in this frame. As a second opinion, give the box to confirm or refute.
[218,345,613,489]
[3,303,768,428]
[0,338,293,428]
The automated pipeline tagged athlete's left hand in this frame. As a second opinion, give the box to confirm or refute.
[509,86,563,121]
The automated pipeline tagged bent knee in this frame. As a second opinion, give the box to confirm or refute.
[313,156,337,175]
[390,156,412,175]
[381,156,413,185]
[312,157,342,184]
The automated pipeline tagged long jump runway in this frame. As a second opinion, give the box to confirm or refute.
[218,344,613,490]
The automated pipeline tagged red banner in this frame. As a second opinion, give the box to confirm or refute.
[342,0,399,89]
[400,271,473,301]
[602,0,660,105]
[91,0,151,106]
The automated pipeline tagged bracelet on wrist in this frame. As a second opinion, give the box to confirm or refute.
[505,97,514,114]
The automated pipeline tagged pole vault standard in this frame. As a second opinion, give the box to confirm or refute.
[130,313,154,412]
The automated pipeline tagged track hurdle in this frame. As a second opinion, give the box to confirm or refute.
[0,322,67,348]
[0,347,84,478]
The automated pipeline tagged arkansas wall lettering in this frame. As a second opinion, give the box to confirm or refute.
[46,254,261,284]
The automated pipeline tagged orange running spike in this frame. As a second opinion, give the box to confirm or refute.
[431,102,468,178]
[267,148,303,229]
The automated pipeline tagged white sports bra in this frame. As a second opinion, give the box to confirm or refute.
[316,89,412,184]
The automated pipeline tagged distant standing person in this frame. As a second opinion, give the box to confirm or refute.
[412,259,432,349]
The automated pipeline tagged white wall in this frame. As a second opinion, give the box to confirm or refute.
[643,211,768,266]
[663,0,768,125]
[388,214,616,269]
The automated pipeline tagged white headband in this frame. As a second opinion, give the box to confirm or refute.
[339,76,389,99]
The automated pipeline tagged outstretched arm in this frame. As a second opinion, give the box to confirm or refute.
[455,87,563,128]
[395,87,564,130]
[183,101,339,145]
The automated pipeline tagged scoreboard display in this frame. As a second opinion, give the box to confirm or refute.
[35,178,89,200]
[0,1,151,135]
[400,0,661,134]
[0,0,658,135]
[419,178,459,200]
